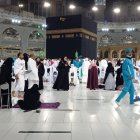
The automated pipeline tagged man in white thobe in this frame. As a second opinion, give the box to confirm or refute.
[82,58,90,83]
[99,58,108,84]
[14,52,25,93]
[69,64,78,86]
[28,54,39,89]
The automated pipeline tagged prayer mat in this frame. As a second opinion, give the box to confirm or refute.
[13,102,60,109]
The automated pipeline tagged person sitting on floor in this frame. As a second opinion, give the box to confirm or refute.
[18,84,41,111]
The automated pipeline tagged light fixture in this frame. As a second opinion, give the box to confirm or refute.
[102,28,109,32]
[69,4,76,10]
[92,6,98,12]
[113,7,121,14]
[42,24,48,28]
[44,2,51,8]
[137,6,140,11]
[12,19,21,24]
[19,4,24,8]
[126,28,135,32]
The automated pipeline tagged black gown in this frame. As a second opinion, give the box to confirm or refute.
[116,66,124,89]
[38,63,45,90]
[18,84,41,111]
[53,61,70,91]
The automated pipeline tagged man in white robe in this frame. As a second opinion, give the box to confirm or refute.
[28,54,39,89]
[43,59,51,81]
[69,64,78,85]
[14,52,25,93]
[51,60,59,84]
[82,58,90,83]
[99,58,108,84]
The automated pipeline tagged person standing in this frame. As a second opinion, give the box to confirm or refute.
[0,58,14,107]
[36,57,45,90]
[28,54,39,89]
[104,62,115,90]
[116,48,135,106]
[14,52,25,95]
[87,60,98,90]
[53,57,70,91]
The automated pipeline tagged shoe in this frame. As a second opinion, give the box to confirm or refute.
[36,110,40,113]
[115,101,120,106]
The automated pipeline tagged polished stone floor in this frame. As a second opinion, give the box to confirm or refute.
[0,83,140,140]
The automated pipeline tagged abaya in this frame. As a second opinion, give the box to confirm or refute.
[37,62,45,90]
[0,58,14,107]
[18,84,41,111]
[53,60,70,91]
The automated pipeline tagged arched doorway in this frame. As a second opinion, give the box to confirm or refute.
[112,51,117,58]
[28,31,46,58]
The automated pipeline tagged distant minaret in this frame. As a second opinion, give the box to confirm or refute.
[94,0,106,21]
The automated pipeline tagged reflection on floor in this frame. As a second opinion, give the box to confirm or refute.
[0,83,140,140]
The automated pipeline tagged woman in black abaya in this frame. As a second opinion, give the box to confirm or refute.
[0,58,14,108]
[18,84,41,111]
[36,57,45,90]
[53,57,70,91]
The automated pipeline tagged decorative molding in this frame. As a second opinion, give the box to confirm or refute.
[46,28,97,38]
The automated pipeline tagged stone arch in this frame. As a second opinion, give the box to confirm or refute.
[100,34,113,46]
[2,27,21,46]
[112,50,118,58]
[28,30,46,58]
[0,27,21,58]
[121,34,137,44]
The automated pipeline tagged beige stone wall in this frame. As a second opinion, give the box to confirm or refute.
[99,44,140,60]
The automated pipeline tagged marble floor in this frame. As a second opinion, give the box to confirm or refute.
[0,83,140,140]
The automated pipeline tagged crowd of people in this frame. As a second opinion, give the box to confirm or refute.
[0,48,140,110]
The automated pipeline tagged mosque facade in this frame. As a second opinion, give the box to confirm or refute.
[97,22,140,60]
[0,8,46,58]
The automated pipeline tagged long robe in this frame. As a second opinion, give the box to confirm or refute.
[18,84,41,111]
[38,62,45,90]
[99,59,108,84]
[14,58,25,92]
[87,65,98,90]
[0,58,13,108]
[116,66,124,90]
[82,59,90,83]
[28,58,39,89]
[53,61,70,91]
[69,65,78,85]
[43,60,51,81]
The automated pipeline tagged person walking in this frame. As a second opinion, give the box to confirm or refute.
[115,48,135,106]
